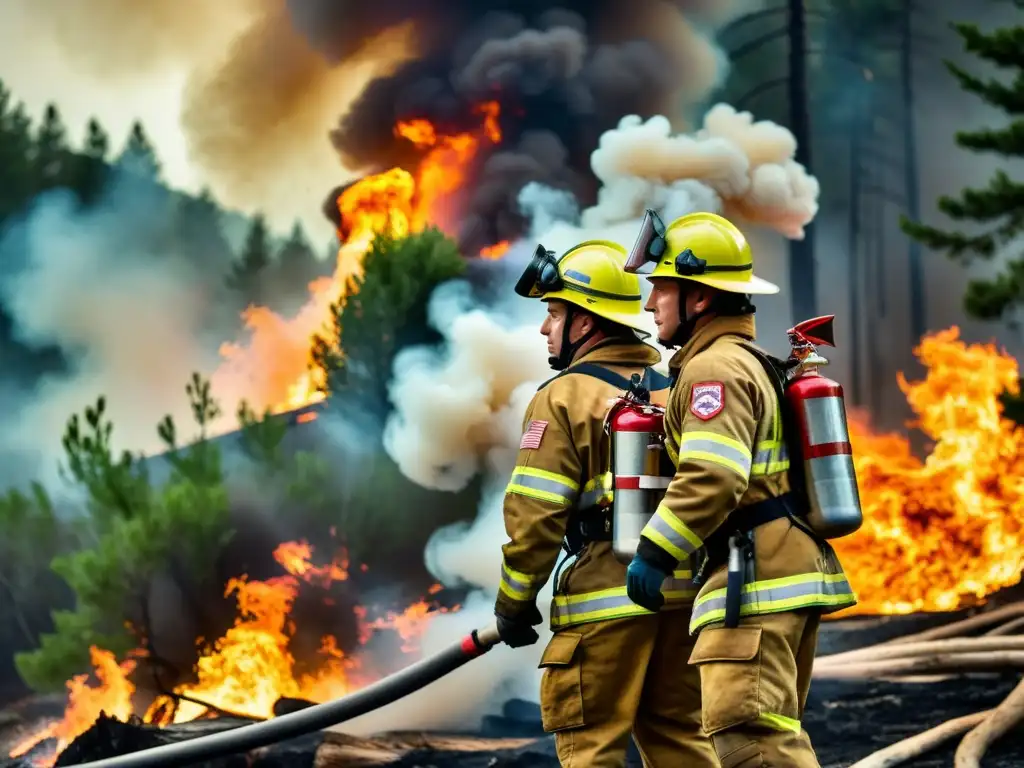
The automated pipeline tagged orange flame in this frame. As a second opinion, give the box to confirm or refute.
[10,542,452,766]
[209,102,506,420]
[835,327,1024,615]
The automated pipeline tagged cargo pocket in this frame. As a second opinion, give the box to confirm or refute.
[688,626,762,735]
[538,631,584,732]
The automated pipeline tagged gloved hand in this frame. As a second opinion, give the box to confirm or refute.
[495,602,544,648]
[626,553,670,612]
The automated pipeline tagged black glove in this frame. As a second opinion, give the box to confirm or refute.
[495,602,544,648]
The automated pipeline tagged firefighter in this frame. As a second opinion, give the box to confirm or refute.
[495,241,717,767]
[622,211,858,768]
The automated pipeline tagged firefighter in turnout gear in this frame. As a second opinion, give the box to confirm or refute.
[623,211,858,768]
[496,240,717,767]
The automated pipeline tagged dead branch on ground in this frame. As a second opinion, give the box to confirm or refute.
[835,600,1024,766]
[848,709,993,768]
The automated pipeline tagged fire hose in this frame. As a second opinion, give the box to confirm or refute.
[60,623,503,768]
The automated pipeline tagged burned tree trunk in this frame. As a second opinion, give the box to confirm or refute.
[787,0,817,323]
[847,94,864,407]
[901,0,926,339]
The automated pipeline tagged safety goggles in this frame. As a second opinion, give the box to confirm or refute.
[514,244,562,297]
[625,208,746,277]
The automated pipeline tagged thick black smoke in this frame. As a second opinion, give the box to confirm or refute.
[292,0,732,252]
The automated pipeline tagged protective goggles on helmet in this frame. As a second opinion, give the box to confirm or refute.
[624,208,750,277]
[514,244,562,298]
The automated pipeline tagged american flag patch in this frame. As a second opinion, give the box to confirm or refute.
[520,420,548,450]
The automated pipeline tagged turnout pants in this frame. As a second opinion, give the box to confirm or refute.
[538,609,717,767]
[688,609,822,768]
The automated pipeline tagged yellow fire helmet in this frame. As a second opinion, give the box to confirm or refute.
[514,239,650,336]
[624,209,780,295]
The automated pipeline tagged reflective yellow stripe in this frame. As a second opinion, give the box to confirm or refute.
[677,431,752,478]
[640,505,703,560]
[578,472,613,509]
[505,466,579,506]
[690,573,857,633]
[752,440,790,476]
[757,713,802,733]
[551,569,696,628]
[499,561,542,602]
[665,437,679,466]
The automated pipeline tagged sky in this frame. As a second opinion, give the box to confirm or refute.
[0,0,371,246]
[0,4,198,190]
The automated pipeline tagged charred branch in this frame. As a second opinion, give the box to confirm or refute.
[136,596,259,724]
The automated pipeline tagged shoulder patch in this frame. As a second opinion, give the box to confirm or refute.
[520,420,549,450]
[690,381,725,421]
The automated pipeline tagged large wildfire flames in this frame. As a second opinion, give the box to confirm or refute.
[4,102,1024,766]
[10,540,454,763]
[210,100,507,416]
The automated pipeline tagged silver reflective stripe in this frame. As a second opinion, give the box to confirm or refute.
[579,487,611,509]
[638,475,671,489]
[690,574,856,632]
[752,442,789,476]
[578,473,612,509]
[643,508,702,558]
[507,469,578,505]
[499,562,540,602]
[678,435,752,478]
[551,575,696,627]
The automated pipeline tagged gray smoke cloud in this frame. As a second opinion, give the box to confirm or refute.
[0,179,270,490]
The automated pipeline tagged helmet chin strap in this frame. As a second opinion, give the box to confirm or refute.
[549,305,601,371]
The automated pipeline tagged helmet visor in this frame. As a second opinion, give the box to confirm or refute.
[514,244,563,298]
[624,209,668,274]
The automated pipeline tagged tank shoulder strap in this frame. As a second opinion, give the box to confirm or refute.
[537,362,671,393]
[562,362,633,390]
[736,341,788,405]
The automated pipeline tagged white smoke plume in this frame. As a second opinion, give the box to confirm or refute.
[0,182,245,489]
[584,104,820,238]
[363,103,820,729]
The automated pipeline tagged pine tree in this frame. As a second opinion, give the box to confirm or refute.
[32,104,68,192]
[117,121,161,180]
[84,118,109,160]
[227,213,272,306]
[900,17,1024,323]
[311,228,466,417]
[0,79,34,223]
[173,187,233,273]
[274,221,323,301]
[72,118,111,206]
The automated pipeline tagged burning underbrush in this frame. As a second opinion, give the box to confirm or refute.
[8,539,456,766]
[837,327,1024,616]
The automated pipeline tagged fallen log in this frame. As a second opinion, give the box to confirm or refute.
[985,616,1024,637]
[813,650,1024,680]
[883,603,1024,646]
[848,709,993,768]
[954,675,1024,768]
[815,635,1024,667]
[315,731,541,768]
